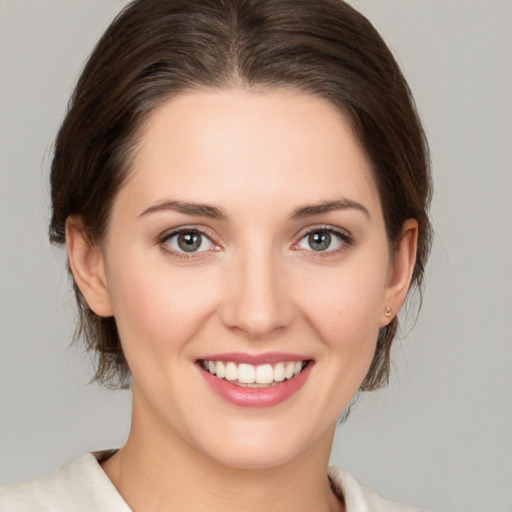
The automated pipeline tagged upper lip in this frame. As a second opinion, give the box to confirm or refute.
[198,352,311,365]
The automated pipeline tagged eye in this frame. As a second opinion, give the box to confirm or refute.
[296,228,349,253]
[163,229,215,254]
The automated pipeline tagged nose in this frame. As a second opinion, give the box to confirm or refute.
[219,246,295,340]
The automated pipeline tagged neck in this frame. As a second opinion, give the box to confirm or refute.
[102,391,344,512]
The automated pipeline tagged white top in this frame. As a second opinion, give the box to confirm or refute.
[0,451,425,511]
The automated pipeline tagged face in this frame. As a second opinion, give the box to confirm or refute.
[73,89,414,469]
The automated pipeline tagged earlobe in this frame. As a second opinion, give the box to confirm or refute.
[66,216,114,317]
[380,219,419,326]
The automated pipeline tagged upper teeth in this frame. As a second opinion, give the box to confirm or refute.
[202,360,304,385]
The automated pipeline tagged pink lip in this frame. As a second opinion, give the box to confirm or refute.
[198,352,307,365]
[198,360,313,408]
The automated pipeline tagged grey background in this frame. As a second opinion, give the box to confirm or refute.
[1,1,511,511]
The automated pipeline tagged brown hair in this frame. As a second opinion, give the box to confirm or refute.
[49,0,432,390]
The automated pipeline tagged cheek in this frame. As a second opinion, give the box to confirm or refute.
[296,257,388,356]
[105,255,220,362]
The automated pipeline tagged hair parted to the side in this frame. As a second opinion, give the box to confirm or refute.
[49,0,432,390]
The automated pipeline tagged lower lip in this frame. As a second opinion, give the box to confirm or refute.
[199,363,313,408]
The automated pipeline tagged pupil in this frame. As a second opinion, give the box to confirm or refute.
[178,232,201,252]
[309,231,331,251]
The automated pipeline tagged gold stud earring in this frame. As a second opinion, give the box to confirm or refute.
[385,306,392,318]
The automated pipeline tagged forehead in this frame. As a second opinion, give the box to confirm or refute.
[120,88,380,217]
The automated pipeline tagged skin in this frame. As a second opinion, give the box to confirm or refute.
[67,89,418,512]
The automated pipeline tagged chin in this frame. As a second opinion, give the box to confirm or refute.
[194,418,332,471]
[204,442,302,470]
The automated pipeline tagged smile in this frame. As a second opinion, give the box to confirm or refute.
[198,356,313,408]
[201,360,306,387]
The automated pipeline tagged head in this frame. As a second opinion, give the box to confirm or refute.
[49,0,431,396]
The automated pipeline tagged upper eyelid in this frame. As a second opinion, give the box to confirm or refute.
[295,224,352,240]
[158,225,217,243]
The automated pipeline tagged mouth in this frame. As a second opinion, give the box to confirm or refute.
[199,359,311,388]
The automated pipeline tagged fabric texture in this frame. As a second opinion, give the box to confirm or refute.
[0,451,424,511]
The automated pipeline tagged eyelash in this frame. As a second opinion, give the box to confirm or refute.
[293,225,353,257]
[158,225,353,260]
[158,227,218,260]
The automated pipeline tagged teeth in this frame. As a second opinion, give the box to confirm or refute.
[284,362,295,379]
[225,362,237,381]
[238,363,256,384]
[215,361,225,379]
[255,364,273,384]
[274,363,285,382]
[202,359,306,386]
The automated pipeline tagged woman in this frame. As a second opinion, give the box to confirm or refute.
[0,0,431,510]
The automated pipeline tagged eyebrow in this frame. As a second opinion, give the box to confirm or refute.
[289,199,370,220]
[139,198,369,222]
[139,200,228,220]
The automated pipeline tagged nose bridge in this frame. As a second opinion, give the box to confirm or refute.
[221,240,293,339]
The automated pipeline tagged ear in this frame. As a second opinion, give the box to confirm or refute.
[66,216,113,317]
[380,218,419,327]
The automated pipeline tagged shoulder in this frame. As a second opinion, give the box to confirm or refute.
[0,451,130,512]
[328,466,428,512]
